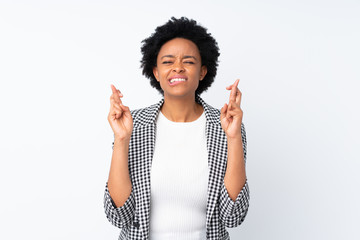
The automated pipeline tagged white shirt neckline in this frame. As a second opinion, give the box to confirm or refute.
[158,109,205,125]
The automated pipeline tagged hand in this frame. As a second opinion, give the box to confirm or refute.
[220,79,243,140]
[108,84,133,141]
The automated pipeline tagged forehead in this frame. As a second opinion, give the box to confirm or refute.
[158,38,200,56]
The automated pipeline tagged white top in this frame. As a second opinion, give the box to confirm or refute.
[149,110,209,240]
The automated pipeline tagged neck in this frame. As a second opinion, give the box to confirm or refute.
[161,93,203,122]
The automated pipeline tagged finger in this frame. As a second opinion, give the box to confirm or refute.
[111,101,122,112]
[110,108,122,120]
[110,85,123,104]
[226,78,239,89]
[226,79,240,90]
[227,101,237,110]
[226,110,231,120]
[235,89,242,106]
[110,95,119,104]
[227,108,242,117]
[226,103,232,119]
[229,79,239,103]
[225,101,243,114]
[110,84,118,95]
[220,103,227,113]
[229,102,243,117]
[121,105,132,118]
[220,103,227,120]
[119,104,130,114]
[226,82,236,90]
[112,103,123,112]
[110,104,123,113]
[228,89,241,107]
[110,94,122,105]
[110,84,123,98]
[110,85,119,101]
[226,83,234,90]
[111,104,131,120]
[226,108,239,119]
[112,103,122,112]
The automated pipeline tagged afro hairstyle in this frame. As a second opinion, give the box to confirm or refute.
[140,17,220,95]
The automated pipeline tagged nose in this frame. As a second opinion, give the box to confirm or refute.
[172,61,184,73]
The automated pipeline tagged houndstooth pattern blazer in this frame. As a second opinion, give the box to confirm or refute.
[104,95,250,240]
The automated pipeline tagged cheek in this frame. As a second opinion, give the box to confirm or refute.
[192,69,202,80]
[158,68,171,79]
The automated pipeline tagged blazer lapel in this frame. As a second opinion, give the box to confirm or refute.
[131,99,164,238]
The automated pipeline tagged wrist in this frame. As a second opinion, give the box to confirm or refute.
[114,135,131,144]
[226,135,243,144]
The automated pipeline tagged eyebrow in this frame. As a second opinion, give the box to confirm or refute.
[160,55,197,61]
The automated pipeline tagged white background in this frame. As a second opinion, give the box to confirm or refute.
[0,0,359,239]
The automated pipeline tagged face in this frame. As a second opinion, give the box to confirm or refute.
[153,38,207,99]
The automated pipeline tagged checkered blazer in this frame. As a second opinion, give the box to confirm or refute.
[104,95,250,240]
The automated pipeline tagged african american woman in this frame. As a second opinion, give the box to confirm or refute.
[104,17,250,240]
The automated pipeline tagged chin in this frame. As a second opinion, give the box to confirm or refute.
[164,91,196,98]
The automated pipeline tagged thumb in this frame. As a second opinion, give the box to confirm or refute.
[220,103,227,120]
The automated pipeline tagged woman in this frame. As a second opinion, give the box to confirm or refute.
[104,17,249,240]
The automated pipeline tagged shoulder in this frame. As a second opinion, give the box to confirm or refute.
[130,99,164,127]
[204,103,221,117]
[130,104,155,120]
[198,97,221,125]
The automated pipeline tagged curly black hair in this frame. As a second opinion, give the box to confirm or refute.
[140,17,220,95]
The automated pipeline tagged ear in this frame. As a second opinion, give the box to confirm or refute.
[153,66,159,82]
[200,65,208,81]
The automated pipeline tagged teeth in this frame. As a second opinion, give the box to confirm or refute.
[170,78,186,83]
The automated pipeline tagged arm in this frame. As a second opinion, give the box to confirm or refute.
[220,123,250,227]
[224,130,246,201]
[219,79,250,227]
[104,85,135,228]
[107,138,132,207]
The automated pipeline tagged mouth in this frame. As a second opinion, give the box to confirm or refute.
[168,76,188,85]
[169,78,187,83]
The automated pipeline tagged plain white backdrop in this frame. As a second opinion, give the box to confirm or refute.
[0,0,359,239]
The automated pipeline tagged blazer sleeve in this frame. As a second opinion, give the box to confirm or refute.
[219,122,250,228]
[103,182,136,228]
[103,140,136,228]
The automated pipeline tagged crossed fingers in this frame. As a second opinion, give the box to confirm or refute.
[226,79,242,107]
[224,79,242,121]
[110,84,125,120]
[111,84,123,102]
